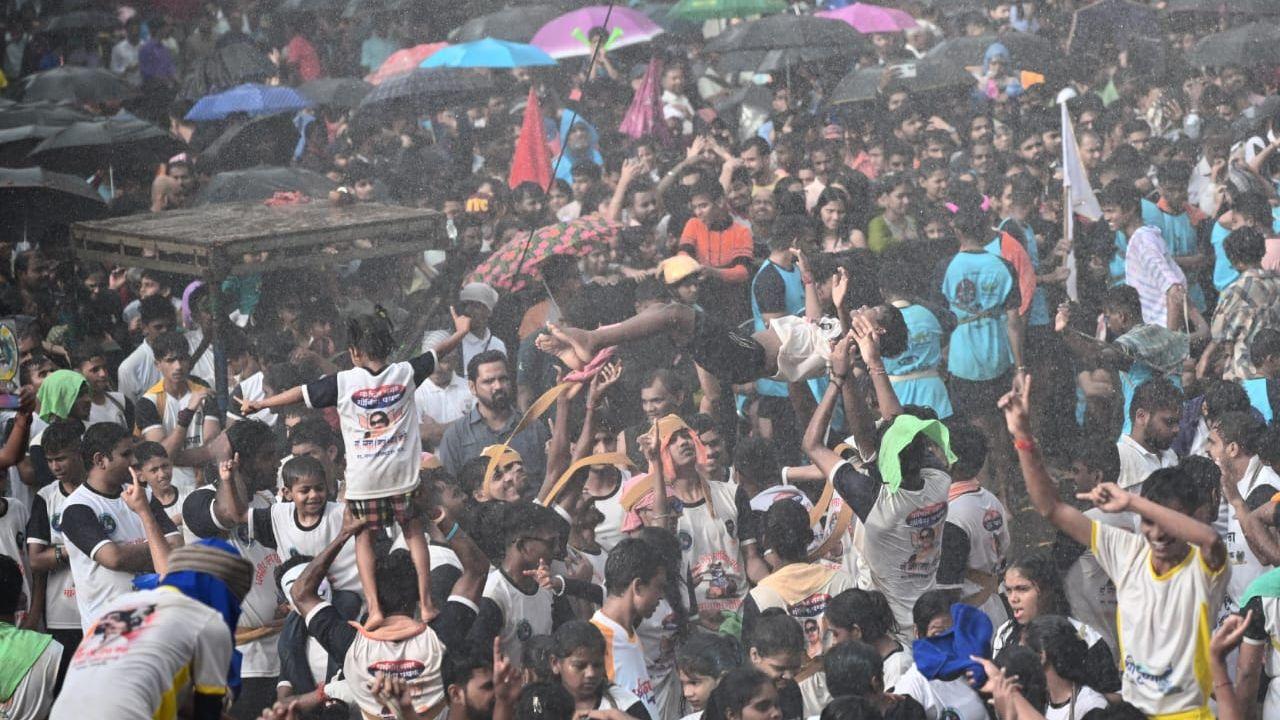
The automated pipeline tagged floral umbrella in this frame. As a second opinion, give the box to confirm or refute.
[467,215,620,292]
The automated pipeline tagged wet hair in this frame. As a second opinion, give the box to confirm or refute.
[1025,615,1092,686]
[501,501,561,549]
[289,416,339,453]
[281,455,326,488]
[346,312,396,361]
[81,422,131,468]
[911,589,959,638]
[875,304,908,359]
[69,340,107,369]
[827,588,897,639]
[138,295,176,326]
[949,184,990,240]
[151,332,190,362]
[467,349,508,382]
[823,640,883,698]
[996,645,1047,712]
[633,525,689,626]
[461,501,510,565]
[945,419,987,481]
[732,436,781,488]
[676,633,741,679]
[1129,378,1183,422]
[1201,379,1250,422]
[132,440,168,467]
[1225,226,1266,267]
[1233,191,1273,226]
[703,667,773,720]
[1212,410,1265,455]
[1156,160,1193,188]
[762,499,813,563]
[226,419,275,464]
[519,635,557,683]
[552,619,606,660]
[1249,328,1280,365]
[1099,180,1142,214]
[1178,455,1222,511]
[642,367,685,396]
[515,682,574,720]
[1072,436,1121,483]
[747,608,805,658]
[1005,552,1071,627]
[41,419,84,458]
[442,647,493,692]
[374,549,418,615]
[688,176,725,203]
[821,696,883,720]
[0,555,23,616]
[1081,702,1149,720]
[604,537,666,596]
[876,261,914,300]
[262,363,303,396]
[1103,285,1143,320]
[1141,467,1200,514]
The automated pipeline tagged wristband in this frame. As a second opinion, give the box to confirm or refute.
[1013,437,1036,452]
[176,408,196,428]
[444,522,460,542]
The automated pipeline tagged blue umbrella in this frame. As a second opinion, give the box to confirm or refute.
[186,83,312,122]
[420,38,557,69]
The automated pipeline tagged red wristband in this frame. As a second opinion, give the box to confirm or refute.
[1013,437,1036,452]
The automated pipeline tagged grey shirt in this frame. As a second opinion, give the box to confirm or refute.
[437,405,552,490]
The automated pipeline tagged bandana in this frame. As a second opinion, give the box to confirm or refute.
[35,370,87,423]
[0,623,51,701]
[877,415,956,494]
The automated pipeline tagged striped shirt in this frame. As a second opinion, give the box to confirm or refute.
[1124,225,1186,328]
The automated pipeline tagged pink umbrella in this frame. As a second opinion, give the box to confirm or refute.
[365,43,449,85]
[817,2,917,33]
[531,6,664,60]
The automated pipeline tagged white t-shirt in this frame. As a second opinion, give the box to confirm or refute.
[461,331,507,371]
[88,391,129,429]
[481,567,553,666]
[0,638,62,720]
[591,610,658,719]
[250,501,360,592]
[232,372,277,426]
[116,341,160,406]
[636,596,681,720]
[50,587,234,719]
[1224,456,1280,616]
[1116,434,1177,493]
[336,614,446,719]
[1090,520,1228,716]
[1060,550,1119,655]
[415,372,474,427]
[1043,685,1109,720]
[591,477,629,553]
[677,479,745,615]
[185,328,217,388]
[941,486,1011,628]
[895,664,988,720]
[137,380,216,493]
[28,483,79,629]
[748,563,855,659]
[0,497,29,613]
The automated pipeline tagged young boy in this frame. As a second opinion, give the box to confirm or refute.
[1003,376,1228,718]
[591,537,668,719]
[136,332,222,494]
[132,442,183,530]
[676,633,739,720]
[70,342,131,430]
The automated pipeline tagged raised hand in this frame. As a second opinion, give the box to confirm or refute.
[637,429,660,461]
[122,467,150,516]
[450,305,471,337]
[522,558,556,591]
[218,453,240,485]
[832,266,850,311]
[493,637,522,705]
[1211,610,1252,660]
[587,361,623,408]
[996,374,1033,440]
[829,332,856,380]
[1054,302,1072,333]
[849,308,884,366]
[341,505,369,538]
[1076,482,1131,514]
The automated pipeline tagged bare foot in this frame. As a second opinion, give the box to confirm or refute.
[420,600,440,623]
[536,323,593,370]
[363,610,386,631]
[546,322,595,367]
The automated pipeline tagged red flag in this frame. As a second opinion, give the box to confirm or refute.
[509,87,552,190]
[619,57,671,146]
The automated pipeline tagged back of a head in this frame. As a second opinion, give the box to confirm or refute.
[0,555,22,616]
[1024,615,1090,686]
[515,681,574,720]
[1213,410,1265,456]
[827,588,897,640]
[1249,327,1280,367]
[733,436,781,486]
[1224,226,1266,268]
[823,640,882,698]
[912,589,959,638]
[374,549,419,616]
[820,696,884,720]
[703,667,771,720]
[748,608,805,658]
[763,499,813,563]
[1141,466,1200,513]
[552,619,605,661]
[346,312,396,360]
[875,304,909,359]
[944,419,987,481]
[604,537,665,596]
[1081,702,1149,720]
[1102,284,1143,322]
[1072,437,1121,484]
[995,645,1047,712]
[949,184,989,240]
[677,632,741,680]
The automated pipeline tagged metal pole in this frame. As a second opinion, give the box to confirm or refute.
[207,254,231,419]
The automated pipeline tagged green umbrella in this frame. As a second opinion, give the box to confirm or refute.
[667,0,787,22]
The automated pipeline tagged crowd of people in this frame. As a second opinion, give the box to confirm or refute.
[10,0,1280,719]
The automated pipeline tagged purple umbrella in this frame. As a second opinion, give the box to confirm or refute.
[531,6,664,59]
[817,2,917,33]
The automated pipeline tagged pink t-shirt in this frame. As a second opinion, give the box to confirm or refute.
[285,35,323,82]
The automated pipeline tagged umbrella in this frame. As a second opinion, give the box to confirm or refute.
[531,6,664,59]
[830,59,975,105]
[468,215,620,292]
[816,2,917,33]
[358,68,495,112]
[194,166,336,205]
[22,67,137,104]
[450,5,567,43]
[186,83,312,122]
[666,0,787,22]
[365,43,450,85]
[200,114,299,172]
[924,32,1053,73]
[0,103,93,130]
[299,78,372,108]
[1188,22,1280,68]
[421,39,556,69]
[179,40,277,99]
[43,11,118,33]
[26,118,185,173]
[0,168,107,225]
[707,15,869,71]
[1068,0,1159,55]
[1166,0,1280,13]
[0,126,61,166]
[633,1,703,35]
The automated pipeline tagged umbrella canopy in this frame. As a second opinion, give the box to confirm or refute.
[365,43,450,85]
[830,59,974,105]
[450,5,567,43]
[0,167,107,224]
[186,83,312,122]
[1068,0,1159,55]
[666,0,787,22]
[0,125,61,166]
[531,6,664,59]
[200,114,299,172]
[924,32,1053,73]
[421,39,556,69]
[26,118,185,173]
[179,40,277,100]
[195,166,337,205]
[43,11,118,33]
[0,103,93,130]
[358,68,495,112]
[468,215,620,292]
[299,78,372,108]
[816,2,917,33]
[707,14,868,71]
[1188,22,1280,68]
[22,67,137,104]
[1166,0,1280,14]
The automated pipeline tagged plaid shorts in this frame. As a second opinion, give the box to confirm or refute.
[349,489,420,531]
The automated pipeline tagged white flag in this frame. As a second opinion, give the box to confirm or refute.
[1061,99,1101,222]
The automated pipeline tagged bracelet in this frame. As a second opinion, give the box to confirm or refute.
[176,408,196,428]
[552,575,566,597]
[866,364,887,376]
[444,522,460,542]
[1214,679,1232,689]
[53,546,62,564]
[830,376,846,388]
[1013,437,1036,452]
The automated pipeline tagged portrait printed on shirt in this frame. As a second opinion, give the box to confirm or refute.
[74,604,156,665]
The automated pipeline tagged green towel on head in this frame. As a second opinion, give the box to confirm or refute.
[1242,566,1280,608]
[0,622,52,701]
[36,369,87,423]
[877,415,956,494]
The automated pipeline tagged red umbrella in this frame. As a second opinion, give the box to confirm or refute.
[467,215,620,293]
[365,43,449,85]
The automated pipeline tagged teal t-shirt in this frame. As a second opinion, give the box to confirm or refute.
[942,250,1016,381]
[883,303,952,418]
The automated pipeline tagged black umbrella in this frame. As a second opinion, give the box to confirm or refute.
[26,118,186,174]
[195,166,336,205]
[0,168,107,226]
[706,15,869,71]
[1068,0,1160,55]
[449,5,567,43]
[0,103,92,129]
[278,0,346,13]
[179,40,277,100]
[200,114,299,172]
[1166,0,1280,14]
[0,125,62,166]
[830,59,974,105]
[924,32,1053,73]
[1188,22,1280,68]
[299,78,372,108]
[22,67,138,104]
[358,68,495,112]
[43,11,118,33]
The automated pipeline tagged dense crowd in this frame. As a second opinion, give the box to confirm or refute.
[9,0,1280,719]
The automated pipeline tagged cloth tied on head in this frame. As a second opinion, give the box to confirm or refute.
[164,538,254,602]
[913,603,994,686]
[877,414,956,494]
[36,370,87,423]
[618,415,710,531]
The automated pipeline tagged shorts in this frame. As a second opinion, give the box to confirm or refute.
[771,315,835,383]
[348,489,420,531]
[948,372,1013,418]
[688,309,767,385]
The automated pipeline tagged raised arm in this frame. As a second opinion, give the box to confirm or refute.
[849,310,903,423]
[802,337,861,479]
[212,454,250,528]
[999,376,1093,547]
[1084,482,1227,571]
[1221,470,1280,566]
[606,159,639,223]
[123,468,172,576]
